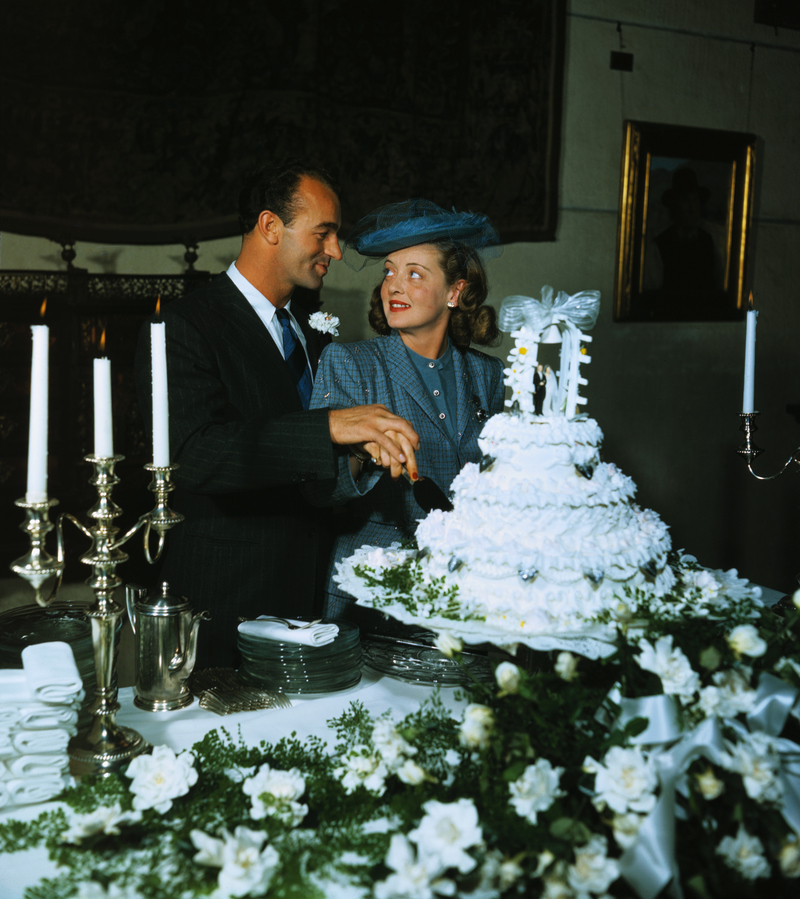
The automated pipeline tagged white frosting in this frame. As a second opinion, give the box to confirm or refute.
[337,410,676,654]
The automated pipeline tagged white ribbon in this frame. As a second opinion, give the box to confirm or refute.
[498,286,601,336]
[611,672,800,899]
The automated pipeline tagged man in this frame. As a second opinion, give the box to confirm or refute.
[135,159,418,667]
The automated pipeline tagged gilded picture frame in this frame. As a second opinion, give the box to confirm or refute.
[614,120,756,322]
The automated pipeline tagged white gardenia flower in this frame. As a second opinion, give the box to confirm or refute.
[335,744,388,795]
[584,746,658,815]
[779,834,800,878]
[308,311,340,336]
[611,812,644,849]
[125,745,198,813]
[242,764,307,825]
[495,661,521,693]
[372,719,417,770]
[722,732,782,804]
[689,568,721,600]
[726,624,767,659]
[397,759,430,786]
[60,803,143,844]
[567,835,620,897]
[694,767,725,800]
[374,833,448,899]
[408,798,483,874]
[697,666,756,719]
[434,631,463,658]
[509,758,565,825]
[554,652,579,682]
[636,634,699,698]
[217,826,280,898]
[459,704,494,751]
[716,825,771,880]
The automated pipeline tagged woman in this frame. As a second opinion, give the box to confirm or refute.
[308,199,505,621]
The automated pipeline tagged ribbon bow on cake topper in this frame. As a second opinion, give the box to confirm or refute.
[499,286,601,338]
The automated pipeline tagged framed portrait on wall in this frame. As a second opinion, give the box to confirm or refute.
[614,121,756,322]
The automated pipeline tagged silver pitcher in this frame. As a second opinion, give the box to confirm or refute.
[125,582,210,712]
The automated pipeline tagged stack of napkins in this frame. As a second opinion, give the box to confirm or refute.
[238,617,339,646]
[0,641,83,809]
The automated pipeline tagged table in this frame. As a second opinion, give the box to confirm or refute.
[1,670,465,899]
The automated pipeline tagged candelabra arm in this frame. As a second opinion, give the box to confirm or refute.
[738,411,800,480]
[747,450,800,481]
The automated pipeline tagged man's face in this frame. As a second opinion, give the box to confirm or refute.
[279,177,342,291]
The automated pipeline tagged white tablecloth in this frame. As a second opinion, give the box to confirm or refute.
[1,671,463,899]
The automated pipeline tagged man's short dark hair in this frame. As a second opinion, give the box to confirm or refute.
[238,158,339,234]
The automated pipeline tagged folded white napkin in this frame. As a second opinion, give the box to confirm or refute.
[7,753,69,779]
[19,706,79,730]
[4,774,71,808]
[21,642,83,703]
[238,616,339,646]
[12,727,72,755]
[0,669,31,704]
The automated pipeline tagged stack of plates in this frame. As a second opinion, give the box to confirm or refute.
[361,629,496,687]
[237,619,361,694]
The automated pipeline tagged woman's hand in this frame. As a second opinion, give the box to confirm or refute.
[329,405,419,476]
[361,428,419,481]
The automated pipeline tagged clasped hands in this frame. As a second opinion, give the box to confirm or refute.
[328,405,419,481]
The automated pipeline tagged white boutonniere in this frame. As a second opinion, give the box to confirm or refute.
[308,311,340,336]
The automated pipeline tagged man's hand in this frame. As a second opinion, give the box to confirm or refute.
[329,406,419,479]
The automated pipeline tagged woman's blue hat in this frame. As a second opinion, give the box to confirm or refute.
[344,198,502,270]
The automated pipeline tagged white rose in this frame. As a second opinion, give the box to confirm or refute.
[726,624,767,659]
[459,704,494,750]
[495,661,521,693]
[793,588,800,610]
[554,652,579,682]
[434,631,463,658]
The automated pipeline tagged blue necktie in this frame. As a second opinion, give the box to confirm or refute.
[276,308,312,409]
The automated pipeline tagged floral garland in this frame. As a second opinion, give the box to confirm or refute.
[1,584,799,899]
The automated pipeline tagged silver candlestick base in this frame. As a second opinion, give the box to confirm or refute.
[10,456,184,776]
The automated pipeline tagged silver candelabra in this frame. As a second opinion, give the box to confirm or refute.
[10,456,183,776]
[737,412,800,480]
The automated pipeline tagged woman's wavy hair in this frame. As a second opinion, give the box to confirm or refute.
[367,241,500,348]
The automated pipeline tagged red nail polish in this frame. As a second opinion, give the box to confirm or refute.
[411,471,419,481]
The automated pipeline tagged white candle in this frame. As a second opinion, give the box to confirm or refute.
[742,308,758,413]
[93,358,114,457]
[26,326,49,502]
[150,322,170,466]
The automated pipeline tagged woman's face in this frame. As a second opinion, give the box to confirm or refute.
[380,244,461,339]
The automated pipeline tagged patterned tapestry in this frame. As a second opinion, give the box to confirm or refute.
[0,1,566,245]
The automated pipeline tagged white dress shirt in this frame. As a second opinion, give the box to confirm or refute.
[226,261,312,365]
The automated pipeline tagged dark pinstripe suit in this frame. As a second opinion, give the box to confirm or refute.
[307,331,505,618]
[135,272,337,667]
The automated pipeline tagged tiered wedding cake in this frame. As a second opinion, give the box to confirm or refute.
[336,288,759,657]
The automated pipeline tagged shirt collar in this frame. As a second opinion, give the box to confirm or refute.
[226,261,294,322]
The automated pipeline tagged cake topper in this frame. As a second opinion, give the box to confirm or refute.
[499,286,600,418]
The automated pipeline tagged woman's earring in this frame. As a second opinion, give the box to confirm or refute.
[447,301,457,308]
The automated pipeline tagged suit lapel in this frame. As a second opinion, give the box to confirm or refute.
[218,278,302,406]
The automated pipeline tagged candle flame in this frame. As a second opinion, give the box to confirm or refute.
[39,298,47,319]
[100,328,106,355]
[747,290,753,311]
[155,295,161,318]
